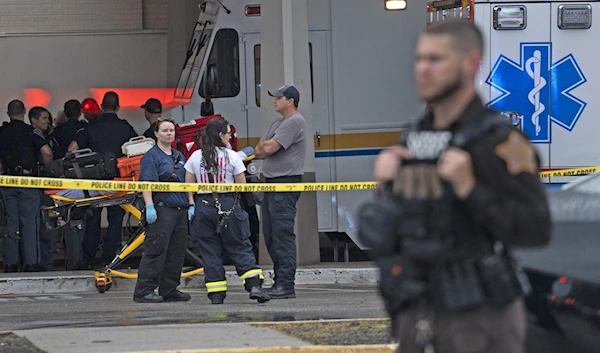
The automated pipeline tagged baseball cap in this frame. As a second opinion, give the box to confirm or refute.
[141,98,162,114]
[81,98,100,113]
[268,85,300,104]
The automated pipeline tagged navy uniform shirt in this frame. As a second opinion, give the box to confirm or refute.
[52,119,87,159]
[0,120,42,174]
[143,122,157,141]
[75,113,137,158]
[139,145,189,208]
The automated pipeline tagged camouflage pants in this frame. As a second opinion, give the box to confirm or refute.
[394,297,526,353]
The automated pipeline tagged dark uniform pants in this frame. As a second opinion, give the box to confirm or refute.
[82,205,126,264]
[38,190,55,269]
[262,176,302,290]
[394,297,527,353]
[192,194,261,300]
[2,187,40,266]
[134,205,188,298]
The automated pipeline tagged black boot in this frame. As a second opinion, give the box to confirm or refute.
[208,292,225,304]
[244,276,270,303]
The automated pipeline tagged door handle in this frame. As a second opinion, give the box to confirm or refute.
[316,129,321,147]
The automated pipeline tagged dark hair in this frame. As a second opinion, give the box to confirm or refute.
[201,118,229,175]
[28,106,50,124]
[102,91,120,111]
[7,100,25,118]
[423,20,483,54]
[154,117,175,132]
[64,99,82,119]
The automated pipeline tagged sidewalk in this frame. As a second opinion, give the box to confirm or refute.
[0,262,380,295]
[11,322,397,353]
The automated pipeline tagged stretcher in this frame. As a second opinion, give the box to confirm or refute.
[40,185,204,293]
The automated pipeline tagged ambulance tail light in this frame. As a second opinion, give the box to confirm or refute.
[558,4,592,30]
[245,5,260,16]
[493,5,527,30]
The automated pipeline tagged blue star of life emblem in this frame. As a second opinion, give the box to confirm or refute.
[485,42,587,143]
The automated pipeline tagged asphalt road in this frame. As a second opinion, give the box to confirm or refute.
[0,284,387,331]
[0,284,595,353]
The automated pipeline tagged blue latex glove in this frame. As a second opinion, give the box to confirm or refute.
[145,204,157,224]
[241,146,254,157]
[188,205,195,221]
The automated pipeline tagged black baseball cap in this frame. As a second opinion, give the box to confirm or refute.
[141,98,162,114]
[268,85,300,104]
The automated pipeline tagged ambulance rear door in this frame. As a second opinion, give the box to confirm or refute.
[475,0,551,183]
[476,0,597,186]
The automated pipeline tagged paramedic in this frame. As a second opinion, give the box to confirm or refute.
[133,117,193,303]
[371,21,551,353]
[0,100,44,272]
[70,91,138,267]
[185,118,270,305]
[141,98,162,141]
[254,85,307,299]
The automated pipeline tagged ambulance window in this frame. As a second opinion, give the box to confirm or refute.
[199,28,240,99]
[254,43,314,107]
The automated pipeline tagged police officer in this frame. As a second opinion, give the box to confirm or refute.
[0,100,46,272]
[141,98,162,141]
[70,91,138,267]
[185,118,270,305]
[366,21,552,353]
[51,100,89,270]
[29,106,57,271]
[53,100,87,159]
[133,117,193,303]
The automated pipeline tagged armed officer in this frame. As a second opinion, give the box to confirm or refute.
[0,100,47,272]
[70,91,138,267]
[362,21,552,353]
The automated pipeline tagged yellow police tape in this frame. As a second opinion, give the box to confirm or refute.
[538,165,600,178]
[0,165,597,193]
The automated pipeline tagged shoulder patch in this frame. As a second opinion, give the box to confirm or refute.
[494,130,537,176]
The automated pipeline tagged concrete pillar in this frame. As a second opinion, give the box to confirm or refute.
[166,0,203,88]
[258,0,320,266]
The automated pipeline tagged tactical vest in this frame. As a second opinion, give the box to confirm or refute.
[0,121,39,175]
[358,112,530,315]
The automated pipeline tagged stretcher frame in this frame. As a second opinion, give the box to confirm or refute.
[41,189,204,293]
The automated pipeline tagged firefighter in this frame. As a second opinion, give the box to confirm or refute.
[184,118,270,305]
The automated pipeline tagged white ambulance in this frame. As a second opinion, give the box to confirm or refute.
[167,0,428,252]
[427,0,597,188]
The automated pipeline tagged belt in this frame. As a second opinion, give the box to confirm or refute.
[195,192,237,200]
[155,201,188,211]
[265,175,302,182]
[5,167,36,176]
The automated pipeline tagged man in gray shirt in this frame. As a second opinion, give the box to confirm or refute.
[254,85,307,299]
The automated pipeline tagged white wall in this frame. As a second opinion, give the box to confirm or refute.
[0,0,171,134]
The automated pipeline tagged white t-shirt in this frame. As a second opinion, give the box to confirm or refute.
[184,147,246,193]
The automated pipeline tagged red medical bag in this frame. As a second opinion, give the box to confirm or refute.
[172,114,238,160]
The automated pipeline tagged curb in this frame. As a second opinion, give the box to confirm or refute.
[124,345,398,353]
[0,268,380,295]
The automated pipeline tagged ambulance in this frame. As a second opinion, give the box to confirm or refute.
[166,0,428,252]
[426,0,598,187]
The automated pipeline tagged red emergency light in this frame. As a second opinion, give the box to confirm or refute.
[245,5,260,16]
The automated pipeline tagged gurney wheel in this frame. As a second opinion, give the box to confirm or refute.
[94,272,113,293]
